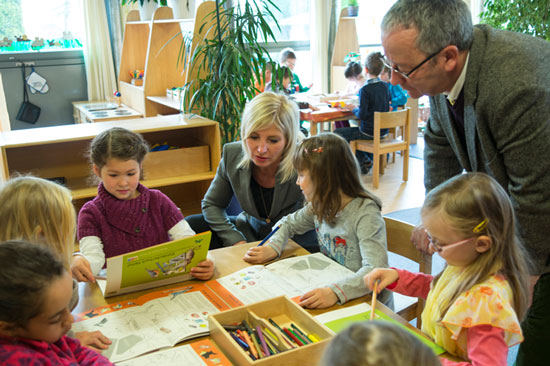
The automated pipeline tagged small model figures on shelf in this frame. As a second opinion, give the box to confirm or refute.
[113,91,122,107]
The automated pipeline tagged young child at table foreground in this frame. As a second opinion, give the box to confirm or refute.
[71,127,214,282]
[0,176,111,350]
[244,133,392,309]
[0,240,114,365]
[320,321,440,366]
[365,172,530,366]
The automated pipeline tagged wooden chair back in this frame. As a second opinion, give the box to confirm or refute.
[384,216,431,329]
[350,108,410,188]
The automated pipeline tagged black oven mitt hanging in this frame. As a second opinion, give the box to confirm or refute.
[16,63,41,123]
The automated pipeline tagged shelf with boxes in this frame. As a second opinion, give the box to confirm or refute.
[210,296,333,366]
[0,114,220,214]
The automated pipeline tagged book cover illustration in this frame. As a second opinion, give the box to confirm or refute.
[98,231,211,297]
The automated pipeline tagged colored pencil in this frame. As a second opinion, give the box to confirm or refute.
[371,279,379,321]
[257,224,281,246]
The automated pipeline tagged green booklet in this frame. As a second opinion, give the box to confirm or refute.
[97,231,211,297]
[315,303,445,356]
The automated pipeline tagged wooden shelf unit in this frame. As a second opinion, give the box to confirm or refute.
[119,2,217,117]
[330,8,360,93]
[0,114,221,216]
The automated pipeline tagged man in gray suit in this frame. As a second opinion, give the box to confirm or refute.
[381,1,550,365]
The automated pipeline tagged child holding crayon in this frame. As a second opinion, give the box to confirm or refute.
[365,173,530,365]
[244,133,392,309]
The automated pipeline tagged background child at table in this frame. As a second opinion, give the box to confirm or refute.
[365,172,530,366]
[279,47,313,93]
[334,52,391,174]
[0,176,111,350]
[254,60,275,94]
[321,321,440,366]
[0,240,114,365]
[381,66,408,111]
[244,133,392,309]
[71,127,214,282]
[342,60,366,97]
[264,65,292,95]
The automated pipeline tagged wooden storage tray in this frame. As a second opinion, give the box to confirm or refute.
[142,145,210,180]
[209,296,334,366]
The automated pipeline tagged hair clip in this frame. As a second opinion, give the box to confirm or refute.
[473,219,488,233]
[312,147,323,153]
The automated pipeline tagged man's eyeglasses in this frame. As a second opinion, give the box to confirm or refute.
[425,230,475,253]
[382,48,444,79]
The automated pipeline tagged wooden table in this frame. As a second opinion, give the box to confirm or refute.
[73,241,458,362]
[299,107,355,136]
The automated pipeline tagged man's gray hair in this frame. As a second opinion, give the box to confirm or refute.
[382,0,474,54]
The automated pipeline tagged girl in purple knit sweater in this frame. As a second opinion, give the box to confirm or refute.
[71,127,214,282]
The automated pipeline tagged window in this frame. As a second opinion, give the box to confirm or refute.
[0,0,84,53]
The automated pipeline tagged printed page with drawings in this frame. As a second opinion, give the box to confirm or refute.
[206,253,355,306]
[117,339,232,366]
[72,283,240,363]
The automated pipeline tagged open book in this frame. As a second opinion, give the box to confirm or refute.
[72,283,240,363]
[207,252,355,306]
[314,303,446,355]
[96,231,211,297]
[117,339,232,366]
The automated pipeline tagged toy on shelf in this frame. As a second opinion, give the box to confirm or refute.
[130,69,144,86]
[113,91,122,107]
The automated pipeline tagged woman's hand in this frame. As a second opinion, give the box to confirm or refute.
[364,268,399,293]
[74,330,111,351]
[299,287,338,309]
[190,259,215,280]
[71,255,95,283]
[243,246,277,264]
[410,224,434,255]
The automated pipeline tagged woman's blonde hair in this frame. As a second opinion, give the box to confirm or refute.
[321,321,440,366]
[239,92,302,182]
[294,133,381,226]
[0,176,76,269]
[422,172,531,319]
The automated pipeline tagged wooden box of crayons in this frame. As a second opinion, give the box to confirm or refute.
[142,145,210,180]
[209,296,334,366]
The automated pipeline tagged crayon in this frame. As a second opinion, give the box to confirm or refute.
[257,224,281,246]
[283,327,304,346]
[229,331,249,350]
[257,325,270,356]
[268,318,296,348]
[288,327,308,345]
[291,323,311,344]
[238,329,258,358]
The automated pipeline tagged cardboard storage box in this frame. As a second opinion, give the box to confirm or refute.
[143,145,210,180]
[209,296,334,366]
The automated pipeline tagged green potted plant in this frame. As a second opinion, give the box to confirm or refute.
[480,0,550,41]
[181,0,281,143]
[347,0,359,17]
[121,0,165,20]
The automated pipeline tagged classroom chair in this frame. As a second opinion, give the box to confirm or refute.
[384,216,432,329]
[350,108,411,188]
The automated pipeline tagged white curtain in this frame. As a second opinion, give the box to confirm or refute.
[310,0,332,93]
[82,0,118,101]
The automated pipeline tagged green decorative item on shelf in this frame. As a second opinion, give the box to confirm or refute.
[480,0,550,41]
[344,51,361,63]
[180,0,281,143]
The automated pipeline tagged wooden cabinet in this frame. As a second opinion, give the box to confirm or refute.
[0,115,221,215]
[119,2,217,117]
[330,8,360,93]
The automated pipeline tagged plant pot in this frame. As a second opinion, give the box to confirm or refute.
[347,6,359,17]
[139,1,159,21]
[169,0,196,19]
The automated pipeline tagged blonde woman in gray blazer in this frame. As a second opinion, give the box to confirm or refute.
[186,92,316,250]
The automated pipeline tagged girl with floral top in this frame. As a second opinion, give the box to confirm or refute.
[365,172,530,366]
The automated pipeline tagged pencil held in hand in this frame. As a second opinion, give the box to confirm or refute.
[370,280,379,321]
